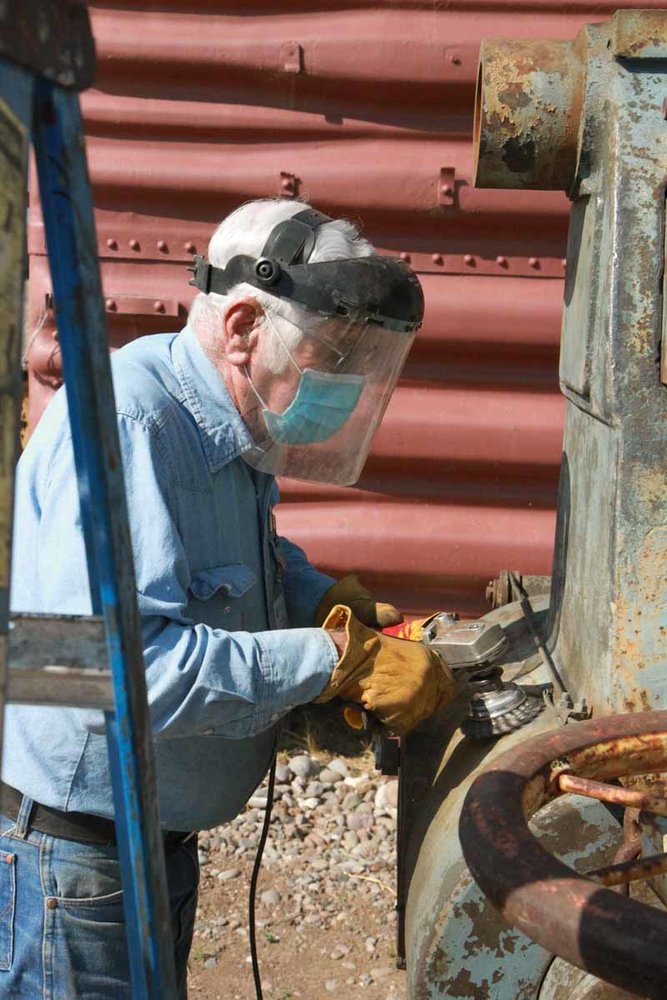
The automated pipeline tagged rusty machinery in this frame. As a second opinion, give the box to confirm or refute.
[396,10,667,999]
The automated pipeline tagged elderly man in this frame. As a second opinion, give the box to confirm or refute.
[1,199,455,997]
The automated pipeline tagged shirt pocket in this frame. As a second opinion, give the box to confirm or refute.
[0,851,16,971]
[188,563,257,631]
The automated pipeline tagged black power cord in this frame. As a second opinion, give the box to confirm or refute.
[249,752,277,1000]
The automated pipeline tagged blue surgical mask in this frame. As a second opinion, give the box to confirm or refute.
[246,317,364,445]
[262,368,364,444]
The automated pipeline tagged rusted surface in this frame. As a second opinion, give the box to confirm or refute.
[473,36,584,191]
[0,1,95,90]
[558,774,667,820]
[612,10,667,59]
[589,851,667,889]
[460,712,667,999]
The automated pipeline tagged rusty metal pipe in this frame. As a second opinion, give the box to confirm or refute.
[589,851,667,888]
[558,773,667,819]
[460,711,667,1000]
[473,36,584,191]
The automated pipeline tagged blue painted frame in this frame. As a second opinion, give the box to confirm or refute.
[30,73,177,998]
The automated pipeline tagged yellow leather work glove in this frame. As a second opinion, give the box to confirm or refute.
[316,605,456,733]
[314,575,403,630]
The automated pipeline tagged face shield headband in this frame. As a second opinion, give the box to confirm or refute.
[187,208,424,335]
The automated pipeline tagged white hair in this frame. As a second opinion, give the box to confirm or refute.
[189,198,375,374]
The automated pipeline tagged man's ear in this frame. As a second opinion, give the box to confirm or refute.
[222,299,262,367]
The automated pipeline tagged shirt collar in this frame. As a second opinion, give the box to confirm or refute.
[172,324,254,473]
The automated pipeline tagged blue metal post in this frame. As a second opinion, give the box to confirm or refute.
[31,76,177,999]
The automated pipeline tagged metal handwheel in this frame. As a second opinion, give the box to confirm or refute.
[460,711,667,1000]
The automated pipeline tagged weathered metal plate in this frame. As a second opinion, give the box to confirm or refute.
[612,10,667,59]
[8,612,107,670]
[0,1,95,90]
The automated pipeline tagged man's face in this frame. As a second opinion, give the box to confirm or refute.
[249,318,345,422]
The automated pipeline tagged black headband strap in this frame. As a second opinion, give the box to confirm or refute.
[260,208,331,265]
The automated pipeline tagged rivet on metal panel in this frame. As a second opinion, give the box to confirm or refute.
[153,301,165,314]
[446,48,463,66]
[496,255,508,268]
[279,172,298,198]
[156,240,168,253]
[400,252,411,263]
[280,41,304,75]
[105,298,116,312]
[464,254,475,266]
[129,239,140,251]
[561,259,567,268]
[106,238,117,251]
[529,257,540,269]
[184,242,196,254]
[438,167,457,208]
[431,254,443,265]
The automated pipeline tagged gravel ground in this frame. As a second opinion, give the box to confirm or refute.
[188,751,406,1000]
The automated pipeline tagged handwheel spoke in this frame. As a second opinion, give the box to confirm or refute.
[557,773,667,818]
[586,851,667,888]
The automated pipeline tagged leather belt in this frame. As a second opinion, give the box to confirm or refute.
[0,782,194,850]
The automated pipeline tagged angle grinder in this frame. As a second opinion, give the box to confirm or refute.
[421,613,543,739]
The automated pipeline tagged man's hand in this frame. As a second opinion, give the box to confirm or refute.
[316,605,456,733]
[314,575,403,630]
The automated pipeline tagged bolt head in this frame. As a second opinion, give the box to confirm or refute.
[129,239,140,251]
[157,240,168,252]
[464,254,474,265]
[399,252,411,263]
[153,301,165,313]
[184,242,196,254]
[431,253,443,265]
[105,298,116,311]
[106,238,117,251]
[529,257,540,269]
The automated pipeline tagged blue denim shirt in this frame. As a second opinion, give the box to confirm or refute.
[4,326,337,830]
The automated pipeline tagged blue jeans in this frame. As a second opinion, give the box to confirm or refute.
[0,796,199,999]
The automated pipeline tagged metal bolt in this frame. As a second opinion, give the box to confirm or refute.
[129,239,140,251]
[157,240,168,252]
[399,252,411,263]
[431,253,443,265]
[184,241,196,254]
[529,257,540,269]
[561,258,567,269]
[496,255,508,267]
[440,184,453,197]
[449,54,461,65]
[105,298,117,312]
[106,238,117,251]
[153,301,165,313]
[464,254,474,266]
[281,177,294,191]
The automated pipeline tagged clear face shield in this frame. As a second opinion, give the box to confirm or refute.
[188,207,424,486]
[240,311,415,485]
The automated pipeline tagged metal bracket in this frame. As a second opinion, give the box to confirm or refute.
[280,42,304,74]
[438,167,457,207]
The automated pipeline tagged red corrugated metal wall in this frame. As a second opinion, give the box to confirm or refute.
[26,0,663,615]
